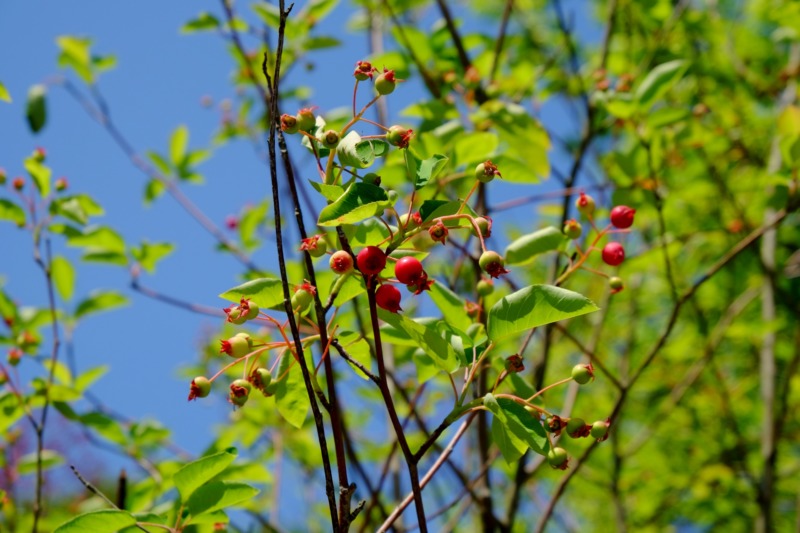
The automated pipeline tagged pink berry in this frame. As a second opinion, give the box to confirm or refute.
[601,242,625,266]
[610,205,636,229]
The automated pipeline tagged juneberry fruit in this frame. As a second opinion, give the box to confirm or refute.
[545,415,565,434]
[354,60,376,81]
[376,284,402,313]
[296,107,316,132]
[330,250,354,274]
[563,219,582,240]
[251,368,272,391]
[12,177,24,191]
[188,376,211,401]
[479,250,509,278]
[428,220,449,245]
[386,125,413,148]
[394,256,424,285]
[357,246,387,276]
[229,379,252,407]
[54,177,68,192]
[602,242,625,266]
[292,285,315,312]
[375,69,398,95]
[476,278,494,297]
[571,363,594,384]
[576,192,595,218]
[322,130,340,149]
[547,447,569,469]
[300,235,327,258]
[475,160,501,183]
[610,205,636,229]
[220,335,251,359]
[591,419,610,441]
[609,276,624,293]
[566,417,589,438]
[244,301,260,320]
[281,113,299,134]
[473,216,492,238]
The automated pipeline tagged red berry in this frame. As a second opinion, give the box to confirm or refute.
[12,177,24,191]
[601,242,625,266]
[394,256,424,285]
[610,205,636,229]
[330,250,354,274]
[376,284,402,313]
[357,246,387,275]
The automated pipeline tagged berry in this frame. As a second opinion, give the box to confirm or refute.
[281,113,299,134]
[473,216,492,238]
[354,60,376,81]
[545,415,565,434]
[394,256,424,285]
[610,205,636,229]
[54,177,68,192]
[547,447,569,469]
[292,284,316,312]
[296,107,316,132]
[220,335,251,359]
[243,301,259,320]
[479,250,509,278]
[475,160,501,183]
[362,172,381,185]
[322,130,340,149]
[505,354,524,373]
[12,177,24,191]
[33,147,46,162]
[571,363,594,384]
[251,368,272,391]
[477,278,494,297]
[386,125,413,148]
[229,379,252,407]
[376,284,402,313]
[609,276,624,293]
[575,192,595,218]
[188,376,211,401]
[428,220,449,245]
[375,69,398,95]
[8,347,22,366]
[357,246,387,276]
[602,242,625,266]
[563,219,582,240]
[330,250,354,274]
[566,417,590,438]
[591,419,610,441]
[300,235,327,258]
[0,168,6,185]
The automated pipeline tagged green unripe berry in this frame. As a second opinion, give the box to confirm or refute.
[253,368,272,391]
[477,278,494,297]
[292,288,314,311]
[322,130,340,149]
[566,417,586,438]
[575,192,596,218]
[192,376,211,398]
[591,420,609,440]
[474,161,501,183]
[547,447,569,468]
[563,219,583,240]
[375,70,397,95]
[221,335,251,358]
[281,114,299,134]
[229,379,252,407]
[609,276,624,292]
[572,364,593,384]
[296,108,316,132]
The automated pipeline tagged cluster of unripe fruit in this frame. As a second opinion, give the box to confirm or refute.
[543,363,610,469]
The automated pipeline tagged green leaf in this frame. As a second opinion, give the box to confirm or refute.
[0,199,25,227]
[479,101,549,181]
[275,352,311,428]
[74,365,108,391]
[429,282,471,331]
[337,331,372,380]
[75,290,129,319]
[336,132,388,168]
[317,182,392,226]
[131,241,174,274]
[219,278,286,309]
[185,481,259,518]
[51,256,76,301]
[144,179,166,205]
[504,226,565,265]
[67,226,126,255]
[454,132,498,167]
[26,84,47,133]
[492,416,526,464]
[17,450,63,475]
[57,36,93,83]
[635,60,689,110]
[0,81,11,103]
[487,285,598,341]
[484,393,548,455]
[174,447,238,502]
[417,199,477,226]
[170,125,189,165]
[54,510,137,533]
[378,310,460,372]
[181,12,221,33]
[406,151,449,190]
[50,194,104,225]
[24,157,52,197]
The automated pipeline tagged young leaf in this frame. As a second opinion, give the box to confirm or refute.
[0,81,11,102]
[75,290,129,319]
[173,447,238,502]
[181,12,221,33]
[275,353,310,428]
[17,450,63,475]
[406,151,449,190]
[0,199,25,227]
[54,510,137,533]
[24,156,52,197]
[219,278,285,309]
[131,241,174,274]
[184,481,259,518]
[26,84,47,133]
[504,226,565,265]
[487,285,598,341]
[635,60,689,111]
[378,309,460,372]
[484,393,548,455]
[336,132,388,168]
[56,35,93,83]
[170,125,189,165]
[51,255,76,301]
[453,131,499,167]
[317,182,392,226]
